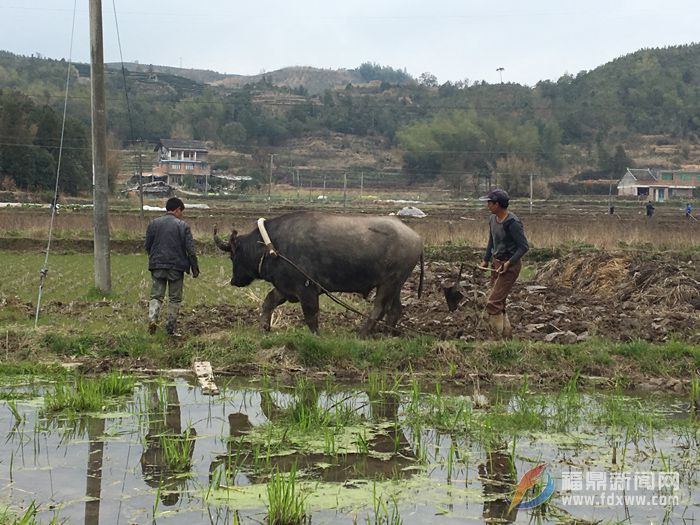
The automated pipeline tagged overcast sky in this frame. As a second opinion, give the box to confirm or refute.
[1,0,699,86]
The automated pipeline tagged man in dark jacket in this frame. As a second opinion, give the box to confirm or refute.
[145,197,199,336]
[478,189,529,338]
[645,201,655,218]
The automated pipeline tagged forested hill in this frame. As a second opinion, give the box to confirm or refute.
[535,43,700,139]
[106,62,415,94]
[1,45,700,195]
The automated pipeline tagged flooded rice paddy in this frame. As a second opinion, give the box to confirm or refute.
[0,373,698,524]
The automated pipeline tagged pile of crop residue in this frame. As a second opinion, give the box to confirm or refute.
[398,252,700,344]
[537,253,700,311]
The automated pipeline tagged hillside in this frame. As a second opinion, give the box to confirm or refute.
[212,66,372,94]
[3,46,700,196]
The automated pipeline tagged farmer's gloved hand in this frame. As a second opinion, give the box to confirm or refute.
[192,267,200,278]
[480,260,489,269]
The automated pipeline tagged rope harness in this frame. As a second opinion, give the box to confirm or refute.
[255,218,431,338]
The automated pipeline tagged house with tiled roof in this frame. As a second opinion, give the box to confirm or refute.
[153,139,210,187]
[617,168,699,202]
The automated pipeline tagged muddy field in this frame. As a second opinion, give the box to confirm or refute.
[1,201,698,349]
[171,251,700,347]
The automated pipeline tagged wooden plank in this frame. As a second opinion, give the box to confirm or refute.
[193,360,219,395]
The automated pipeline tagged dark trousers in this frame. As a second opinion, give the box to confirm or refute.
[150,269,184,305]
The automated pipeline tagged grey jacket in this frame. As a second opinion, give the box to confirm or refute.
[483,212,529,264]
[145,213,199,274]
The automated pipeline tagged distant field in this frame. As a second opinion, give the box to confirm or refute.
[1,197,698,251]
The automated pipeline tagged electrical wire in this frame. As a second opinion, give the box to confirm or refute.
[34,0,78,329]
[111,0,145,216]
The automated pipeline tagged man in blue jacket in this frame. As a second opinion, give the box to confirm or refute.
[145,197,199,336]
[478,189,529,338]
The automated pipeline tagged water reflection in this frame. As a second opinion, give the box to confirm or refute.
[0,378,696,525]
[84,417,105,525]
[478,446,517,523]
[140,384,197,506]
[211,388,417,486]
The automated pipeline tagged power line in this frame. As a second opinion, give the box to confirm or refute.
[34,0,78,328]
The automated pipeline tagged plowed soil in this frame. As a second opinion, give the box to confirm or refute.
[180,252,700,343]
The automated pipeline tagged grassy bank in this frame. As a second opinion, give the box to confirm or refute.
[1,324,698,389]
[1,251,698,386]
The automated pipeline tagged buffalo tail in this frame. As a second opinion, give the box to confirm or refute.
[418,251,424,298]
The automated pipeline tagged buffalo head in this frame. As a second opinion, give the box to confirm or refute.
[213,226,256,287]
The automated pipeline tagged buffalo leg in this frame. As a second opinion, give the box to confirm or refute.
[261,288,287,332]
[299,290,320,333]
[359,285,394,337]
[384,291,403,333]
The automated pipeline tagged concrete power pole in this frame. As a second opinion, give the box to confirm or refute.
[89,0,111,293]
[268,153,273,210]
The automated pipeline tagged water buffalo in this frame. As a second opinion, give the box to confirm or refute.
[214,211,423,335]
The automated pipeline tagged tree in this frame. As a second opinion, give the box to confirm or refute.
[418,72,438,88]
[610,144,634,175]
[398,110,540,191]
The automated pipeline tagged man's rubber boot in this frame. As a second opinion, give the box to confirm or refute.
[148,299,161,334]
[487,313,504,338]
[502,313,513,339]
[165,303,181,337]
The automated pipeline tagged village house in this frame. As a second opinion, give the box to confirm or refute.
[617,168,699,202]
[152,139,210,187]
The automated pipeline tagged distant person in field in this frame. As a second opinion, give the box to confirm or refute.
[478,189,529,339]
[145,197,199,336]
[686,203,693,219]
[645,201,655,218]
[49,196,59,215]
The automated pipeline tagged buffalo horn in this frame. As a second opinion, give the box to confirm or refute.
[213,225,231,252]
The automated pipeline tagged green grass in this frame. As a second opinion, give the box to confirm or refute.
[266,464,309,525]
[0,252,698,382]
[160,429,196,472]
[43,372,135,413]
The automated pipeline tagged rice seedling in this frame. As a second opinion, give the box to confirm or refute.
[691,376,700,416]
[323,427,336,456]
[43,372,135,414]
[7,399,23,426]
[97,371,136,397]
[160,428,196,472]
[365,482,402,525]
[1,501,60,525]
[355,429,370,455]
[44,378,103,413]
[266,464,309,525]
[367,371,388,401]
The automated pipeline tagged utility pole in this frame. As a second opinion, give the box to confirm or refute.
[89,0,111,293]
[496,67,504,84]
[268,153,273,210]
[343,172,347,209]
[529,173,533,214]
[137,146,144,219]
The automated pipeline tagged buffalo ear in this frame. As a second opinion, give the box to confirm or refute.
[230,230,238,246]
